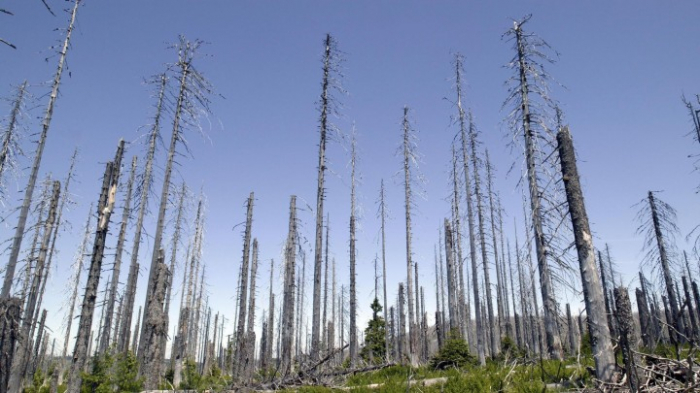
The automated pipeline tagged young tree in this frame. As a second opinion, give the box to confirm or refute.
[359,299,386,364]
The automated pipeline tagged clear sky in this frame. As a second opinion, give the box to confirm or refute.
[2,1,699,353]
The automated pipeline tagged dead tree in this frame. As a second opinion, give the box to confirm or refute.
[7,181,59,393]
[556,126,615,381]
[119,74,167,354]
[232,192,254,379]
[242,239,259,380]
[2,0,80,299]
[638,191,682,340]
[450,145,467,341]
[322,215,330,350]
[377,180,390,361]
[504,16,563,359]
[614,287,639,392]
[469,119,498,357]
[0,81,28,194]
[485,150,506,344]
[140,36,213,358]
[311,33,342,361]
[66,140,124,393]
[454,54,484,364]
[61,206,92,361]
[98,156,136,354]
[348,128,358,366]
[141,251,169,390]
[279,196,297,377]
[401,106,422,366]
[444,219,458,335]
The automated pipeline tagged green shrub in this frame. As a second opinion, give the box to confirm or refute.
[429,338,476,370]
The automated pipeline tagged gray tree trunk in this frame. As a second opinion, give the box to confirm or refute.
[279,196,297,377]
[444,220,458,335]
[512,21,563,360]
[349,131,358,366]
[469,121,498,357]
[379,180,390,362]
[141,251,169,390]
[556,126,615,381]
[7,181,60,393]
[66,140,124,393]
[99,156,136,354]
[311,34,335,361]
[243,239,259,380]
[648,191,682,338]
[614,287,639,392]
[485,150,505,345]
[233,193,254,379]
[401,107,419,366]
[0,81,28,184]
[119,74,166,354]
[1,0,80,299]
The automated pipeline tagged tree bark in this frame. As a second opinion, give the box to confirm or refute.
[280,196,297,377]
[66,140,124,393]
[556,126,615,380]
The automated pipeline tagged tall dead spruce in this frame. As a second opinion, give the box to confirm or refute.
[454,54,485,365]
[234,192,254,380]
[401,106,422,366]
[280,196,298,377]
[504,16,563,359]
[66,140,124,393]
[139,36,213,361]
[348,129,358,366]
[311,34,342,360]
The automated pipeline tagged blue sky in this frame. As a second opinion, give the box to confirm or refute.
[2,1,699,353]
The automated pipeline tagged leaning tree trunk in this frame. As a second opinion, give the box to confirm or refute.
[648,191,682,339]
[99,156,136,354]
[0,81,28,184]
[556,126,615,381]
[118,74,166,354]
[140,42,198,358]
[1,0,80,299]
[66,140,124,393]
[7,181,59,393]
[513,21,563,360]
[141,251,169,390]
[614,287,639,392]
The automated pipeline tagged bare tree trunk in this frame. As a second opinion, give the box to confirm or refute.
[0,297,22,393]
[66,140,124,393]
[279,196,297,377]
[140,39,202,358]
[243,239,259,380]
[682,277,698,342]
[469,120,498,357]
[311,34,336,361]
[2,0,80,299]
[614,287,639,392]
[322,215,329,350]
[100,156,136,354]
[142,251,169,390]
[263,259,275,371]
[512,21,563,360]
[7,181,60,393]
[485,150,505,345]
[450,146,467,341]
[397,284,405,362]
[556,126,615,380]
[0,81,28,184]
[636,288,652,349]
[119,74,166,354]
[401,107,419,366]
[648,191,682,337]
[444,220,458,336]
[454,54,482,363]
[349,130,358,366]
[233,193,254,379]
